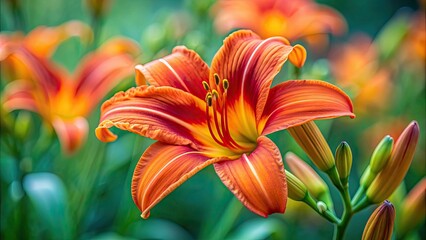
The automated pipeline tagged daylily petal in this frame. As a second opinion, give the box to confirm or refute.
[24,21,92,57]
[135,46,209,100]
[260,80,355,135]
[210,30,294,123]
[214,136,287,217]
[132,142,224,219]
[51,116,89,155]
[2,80,38,113]
[288,44,307,68]
[73,38,138,115]
[96,85,208,148]
[4,47,65,98]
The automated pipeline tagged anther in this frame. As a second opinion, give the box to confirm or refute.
[223,79,229,90]
[205,93,212,106]
[214,73,220,85]
[212,90,219,99]
[202,81,210,91]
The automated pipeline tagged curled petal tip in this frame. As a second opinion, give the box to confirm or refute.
[95,125,118,142]
[135,64,147,86]
[289,44,307,68]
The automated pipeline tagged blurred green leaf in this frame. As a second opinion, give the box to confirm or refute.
[127,219,194,240]
[23,172,72,239]
[375,8,411,62]
[227,218,286,240]
[88,232,137,240]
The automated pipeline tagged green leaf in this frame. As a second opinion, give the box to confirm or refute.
[23,172,71,239]
[227,218,286,240]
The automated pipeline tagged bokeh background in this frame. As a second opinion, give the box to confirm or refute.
[1,0,424,239]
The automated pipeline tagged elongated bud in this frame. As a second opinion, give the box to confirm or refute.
[285,170,308,201]
[362,200,395,240]
[288,121,335,172]
[398,178,426,236]
[367,121,420,203]
[285,152,333,207]
[370,135,393,174]
[360,166,375,189]
[335,141,352,186]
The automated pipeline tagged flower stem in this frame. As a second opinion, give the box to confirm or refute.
[334,185,353,240]
[304,193,340,224]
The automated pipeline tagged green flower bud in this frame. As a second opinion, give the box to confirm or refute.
[370,135,393,174]
[285,170,308,201]
[335,141,352,186]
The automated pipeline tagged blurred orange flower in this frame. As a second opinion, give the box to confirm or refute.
[329,34,393,114]
[96,30,354,218]
[397,11,425,69]
[1,23,139,154]
[212,0,346,50]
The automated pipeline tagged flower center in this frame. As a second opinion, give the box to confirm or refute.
[202,73,249,153]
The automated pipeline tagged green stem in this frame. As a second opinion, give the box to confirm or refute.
[209,197,244,240]
[334,185,353,240]
[304,194,340,224]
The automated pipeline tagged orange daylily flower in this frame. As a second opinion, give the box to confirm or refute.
[0,21,93,82]
[329,34,392,114]
[212,0,346,50]
[96,30,354,218]
[1,31,139,154]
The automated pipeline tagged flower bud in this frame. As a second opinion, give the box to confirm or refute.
[86,0,112,19]
[362,200,395,240]
[335,141,352,186]
[14,111,31,140]
[367,121,420,203]
[370,135,393,174]
[288,121,335,172]
[360,166,375,189]
[285,152,333,207]
[398,178,426,236]
[285,170,308,201]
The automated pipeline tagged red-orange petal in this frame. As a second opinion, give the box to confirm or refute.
[135,46,209,100]
[52,116,89,155]
[132,142,225,219]
[24,21,93,57]
[214,136,287,217]
[260,80,355,135]
[2,80,38,113]
[73,38,138,115]
[96,85,207,148]
[210,30,294,123]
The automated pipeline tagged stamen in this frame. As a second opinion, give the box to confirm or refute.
[211,90,219,99]
[223,79,229,90]
[204,76,245,151]
[205,97,225,147]
[214,73,220,85]
[205,93,212,107]
[202,81,210,91]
